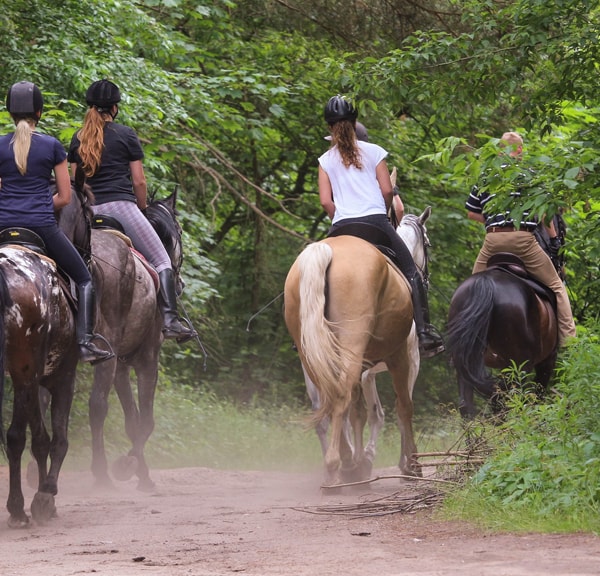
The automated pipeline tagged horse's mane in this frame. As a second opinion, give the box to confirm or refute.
[145,199,178,255]
[73,166,96,222]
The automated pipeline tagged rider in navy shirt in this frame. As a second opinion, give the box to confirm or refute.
[0,81,113,363]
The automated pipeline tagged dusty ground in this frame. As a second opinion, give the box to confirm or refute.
[0,464,599,576]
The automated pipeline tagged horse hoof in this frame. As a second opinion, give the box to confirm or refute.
[137,477,156,493]
[31,492,56,525]
[7,513,30,529]
[399,464,423,479]
[111,455,139,481]
[357,458,373,481]
[26,460,39,489]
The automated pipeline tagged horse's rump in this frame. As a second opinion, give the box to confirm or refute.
[0,248,75,373]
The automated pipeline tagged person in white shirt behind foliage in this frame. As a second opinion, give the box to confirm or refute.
[318,95,444,358]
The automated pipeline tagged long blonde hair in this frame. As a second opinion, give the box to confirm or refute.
[77,107,111,177]
[10,119,36,175]
[330,120,362,169]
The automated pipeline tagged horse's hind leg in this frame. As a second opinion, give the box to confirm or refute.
[114,360,158,491]
[360,363,385,477]
[387,350,421,477]
[303,365,329,457]
[30,363,77,524]
[6,384,33,527]
[89,361,117,488]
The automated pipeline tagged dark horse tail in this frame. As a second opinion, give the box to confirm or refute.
[446,273,496,398]
[0,267,10,451]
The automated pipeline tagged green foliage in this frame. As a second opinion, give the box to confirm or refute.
[444,323,600,532]
[0,0,599,418]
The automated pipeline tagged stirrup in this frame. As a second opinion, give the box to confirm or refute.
[79,334,115,365]
[162,317,197,343]
[418,325,445,359]
[419,341,445,359]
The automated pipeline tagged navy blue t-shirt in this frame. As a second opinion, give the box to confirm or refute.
[0,131,66,227]
[68,122,144,205]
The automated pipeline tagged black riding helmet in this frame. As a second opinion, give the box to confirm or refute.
[6,81,43,117]
[86,79,121,108]
[324,94,358,125]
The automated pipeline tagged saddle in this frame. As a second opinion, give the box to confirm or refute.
[92,214,125,234]
[0,227,78,309]
[486,252,557,309]
[0,227,47,255]
[327,223,404,272]
[91,215,159,290]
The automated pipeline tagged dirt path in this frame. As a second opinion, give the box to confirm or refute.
[0,465,599,575]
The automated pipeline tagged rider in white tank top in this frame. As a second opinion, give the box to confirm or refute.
[319,141,388,224]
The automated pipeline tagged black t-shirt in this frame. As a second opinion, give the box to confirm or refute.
[68,122,144,204]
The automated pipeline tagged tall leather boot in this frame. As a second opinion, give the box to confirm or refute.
[408,275,445,359]
[77,281,115,364]
[158,269,197,343]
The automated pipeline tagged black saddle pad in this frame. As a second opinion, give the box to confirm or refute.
[328,222,392,248]
[327,222,403,270]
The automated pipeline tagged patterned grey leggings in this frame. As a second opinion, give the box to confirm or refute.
[92,200,171,273]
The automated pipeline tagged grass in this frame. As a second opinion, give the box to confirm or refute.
[0,372,463,476]
[439,326,600,535]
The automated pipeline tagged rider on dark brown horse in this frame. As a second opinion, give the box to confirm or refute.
[0,81,113,364]
[67,79,196,343]
[318,95,444,358]
[466,131,576,346]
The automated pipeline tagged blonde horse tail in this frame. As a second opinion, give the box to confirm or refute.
[297,242,353,422]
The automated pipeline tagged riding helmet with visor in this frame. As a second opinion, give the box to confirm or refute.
[6,81,44,117]
[86,79,121,108]
[324,94,358,125]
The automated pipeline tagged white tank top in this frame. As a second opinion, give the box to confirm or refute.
[318,141,388,224]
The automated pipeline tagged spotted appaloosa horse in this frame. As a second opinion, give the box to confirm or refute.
[286,209,430,485]
[0,244,78,527]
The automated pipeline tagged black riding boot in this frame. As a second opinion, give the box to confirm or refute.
[408,275,445,359]
[158,269,197,343]
[77,281,115,364]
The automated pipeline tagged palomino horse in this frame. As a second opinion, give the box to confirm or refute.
[285,209,431,485]
[446,255,559,419]
[0,242,78,527]
[59,184,186,490]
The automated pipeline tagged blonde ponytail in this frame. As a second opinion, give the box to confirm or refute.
[11,119,34,175]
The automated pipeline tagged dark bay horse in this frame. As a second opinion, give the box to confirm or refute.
[284,209,431,486]
[446,259,558,419]
[0,244,78,526]
[59,185,186,490]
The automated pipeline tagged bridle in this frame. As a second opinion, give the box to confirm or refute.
[400,214,431,290]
